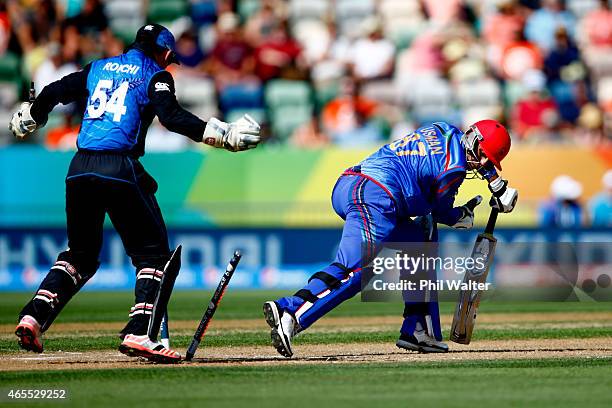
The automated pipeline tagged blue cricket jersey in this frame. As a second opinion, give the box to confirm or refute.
[78,49,164,151]
[360,122,467,223]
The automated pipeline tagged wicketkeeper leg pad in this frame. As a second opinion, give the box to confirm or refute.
[20,251,98,332]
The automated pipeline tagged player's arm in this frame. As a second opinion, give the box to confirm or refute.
[9,65,91,138]
[432,171,482,229]
[148,71,261,151]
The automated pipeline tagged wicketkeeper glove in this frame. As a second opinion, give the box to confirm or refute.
[203,114,261,152]
[453,195,483,229]
[9,102,38,139]
[488,178,518,213]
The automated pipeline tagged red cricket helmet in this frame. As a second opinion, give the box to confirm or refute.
[465,120,511,170]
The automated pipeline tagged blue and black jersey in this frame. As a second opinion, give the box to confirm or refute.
[30,48,206,158]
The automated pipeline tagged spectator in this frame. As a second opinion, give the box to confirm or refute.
[539,175,584,228]
[207,12,255,89]
[175,29,206,68]
[576,103,606,144]
[0,4,9,55]
[544,27,581,83]
[244,0,281,48]
[33,42,78,109]
[64,0,112,61]
[500,33,543,80]
[421,0,464,27]
[45,113,79,150]
[348,18,395,81]
[524,0,576,54]
[511,69,559,139]
[483,0,526,73]
[588,170,612,227]
[254,20,305,82]
[579,0,612,49]
[395,28,446,86]
[321,78,384,147]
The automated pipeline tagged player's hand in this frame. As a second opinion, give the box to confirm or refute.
[453,195,483,229]
[203,114,261,152]
[9,102,37,138]
[488,178,518,213]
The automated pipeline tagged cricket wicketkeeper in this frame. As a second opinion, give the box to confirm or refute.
[10,24,261,363]
[264,120,518,357]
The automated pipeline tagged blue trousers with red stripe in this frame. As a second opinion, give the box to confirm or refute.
[276,173,442,339]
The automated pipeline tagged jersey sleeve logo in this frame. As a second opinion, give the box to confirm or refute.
[155,82,171,92]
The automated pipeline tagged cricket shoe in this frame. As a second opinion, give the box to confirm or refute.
[118,334,181,364]
[15,315,44,353]
[396,322,449,353]
[263,301,299,358]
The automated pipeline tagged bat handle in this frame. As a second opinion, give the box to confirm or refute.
[484,207,498,235]
[29,81,35,103]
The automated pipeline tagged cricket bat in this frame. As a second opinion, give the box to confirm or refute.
[450,206,498,344]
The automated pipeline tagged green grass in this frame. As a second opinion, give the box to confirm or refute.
[1,358,611,408]
[2,290,610,325]
[2,327,612,354]
[2,291,610,406]
[2,291,610,353]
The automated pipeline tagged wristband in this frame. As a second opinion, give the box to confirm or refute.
[488,178,507,197]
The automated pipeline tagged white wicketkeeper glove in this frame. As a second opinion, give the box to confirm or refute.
[488,178,518,213]
[452,195,483,229]
[203,114,261,152]
[9,102,38,139]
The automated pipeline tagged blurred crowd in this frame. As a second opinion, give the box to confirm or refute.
[1,0,611,150]
[540,170,612,227]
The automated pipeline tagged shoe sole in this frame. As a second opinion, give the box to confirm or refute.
[118,343,181,364]
[263,301,293,358]
[15,326,43,353]
[396,339,449,354]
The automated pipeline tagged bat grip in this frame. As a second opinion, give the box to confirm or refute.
[484,207,498,235]
[29,81,35,103]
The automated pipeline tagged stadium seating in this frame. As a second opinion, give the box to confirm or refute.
[105,0,145,43]
[191,0,218,26]
[456,78,502,108]
[265,80,313,140]
[2,0,609,144]
[225,107,267,124]
[0,52,22,111]
[174,75,216,107]
[335,0,375,36]
[237,0,261,22]
[379,0,424,49]
[406,75,457,124]
[289,0,330,22]
[219,82,264,113]
[566,0,600,18]
[147,0,189,24]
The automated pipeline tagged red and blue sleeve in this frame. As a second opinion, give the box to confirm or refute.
[432,170,466,226]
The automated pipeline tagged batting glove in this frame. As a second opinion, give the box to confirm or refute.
[453,195,483,229]
[203,114,261,152]
[9,102,37,139]
[488,178,518,213]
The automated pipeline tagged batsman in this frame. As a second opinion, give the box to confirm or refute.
[264,120,518,357]
[10,24,261,363]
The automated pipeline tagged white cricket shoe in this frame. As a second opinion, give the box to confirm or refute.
[119,334,181,363]
[396,322,449,353]
[263,301,299,358]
